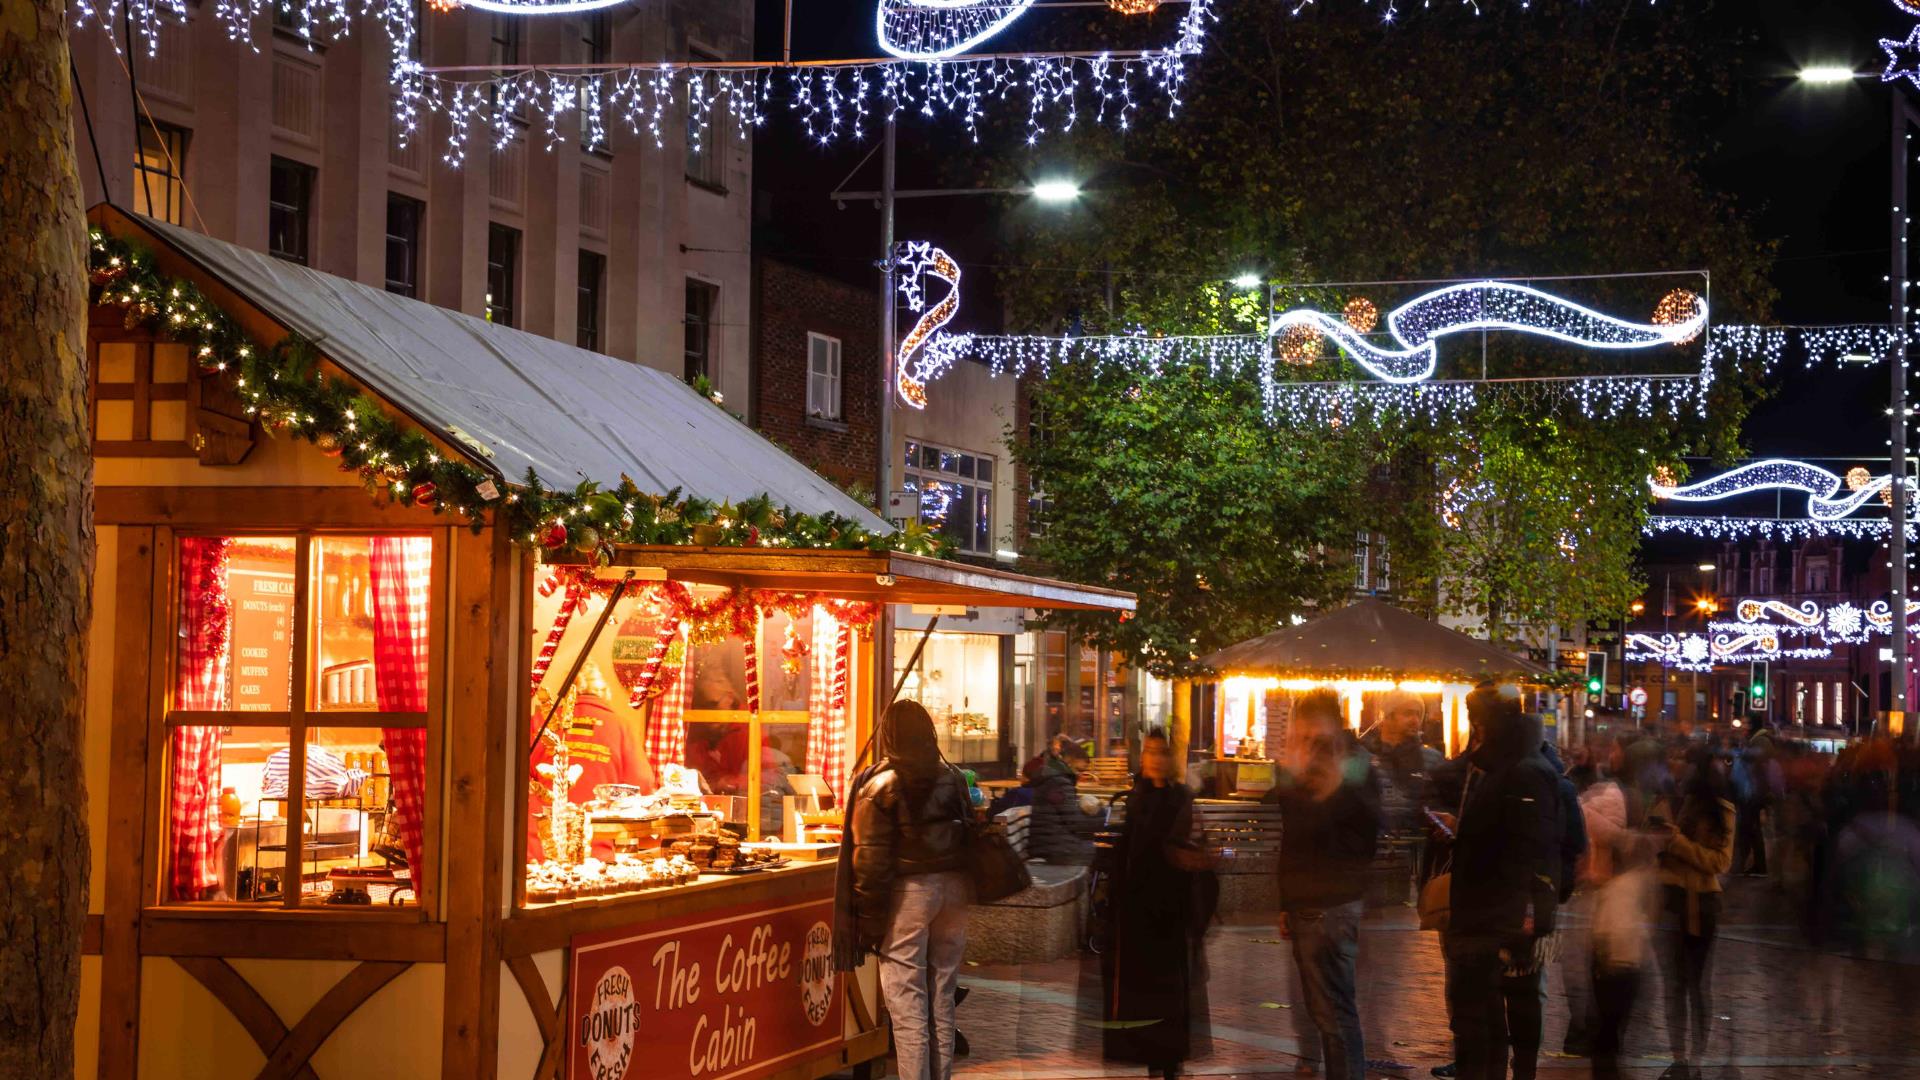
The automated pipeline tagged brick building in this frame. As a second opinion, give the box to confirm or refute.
[749,257,880,493]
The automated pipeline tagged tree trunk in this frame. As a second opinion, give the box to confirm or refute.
[0,2,92,1076]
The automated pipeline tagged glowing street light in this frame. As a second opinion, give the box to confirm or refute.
[1232,273,1262,289]
[1029,179,1083,202]
[1798,65,1858,84]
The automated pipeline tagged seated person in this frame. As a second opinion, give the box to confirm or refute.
[1025,735,1097,864]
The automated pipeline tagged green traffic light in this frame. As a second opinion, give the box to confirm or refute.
[1751,683,1766,700]
[1586,678,1602,693]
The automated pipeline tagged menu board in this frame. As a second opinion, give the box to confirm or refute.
[227,545,295,711]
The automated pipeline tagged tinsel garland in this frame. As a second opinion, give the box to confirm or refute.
[744,612,762,716]
[832,621,853,712]
[625,619,683,709]
[529,577,587,693]
[541,568,882,644]
[88,229,944,561]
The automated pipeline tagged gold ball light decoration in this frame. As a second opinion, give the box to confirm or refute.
[1847,467,1872,492]
[1107,0,1161,13]
[1277,324,1323,366]
[1651,288,1705,344]
[1343,297,1379,333]
[1650,465,1679,491]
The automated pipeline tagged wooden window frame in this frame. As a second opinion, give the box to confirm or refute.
[152,527,447,917]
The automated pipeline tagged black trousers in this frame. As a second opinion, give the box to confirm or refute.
[1444,934,1512,1080]
[1499,967,1544,1080]
[1590,966,1641,1080]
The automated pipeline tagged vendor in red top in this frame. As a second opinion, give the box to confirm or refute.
[528,664,658,860]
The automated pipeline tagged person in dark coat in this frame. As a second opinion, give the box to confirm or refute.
[1027,735,1096,864]
[1098,729,1215,1079]
[845,701,974,1080]
[1275,690,1383,1080]
[1443,686,1565,1080]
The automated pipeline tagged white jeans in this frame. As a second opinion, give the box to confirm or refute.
[878,870,971,1080]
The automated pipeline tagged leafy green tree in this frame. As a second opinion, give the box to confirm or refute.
[963,0,1773,653]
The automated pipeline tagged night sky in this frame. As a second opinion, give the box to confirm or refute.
[752,0,1920,462]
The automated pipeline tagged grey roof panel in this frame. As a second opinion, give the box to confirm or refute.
[142,217,885,529]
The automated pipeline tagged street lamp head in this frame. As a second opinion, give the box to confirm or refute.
[1697,562,1716,572]
[1231,273,1262,289]
[1030,179,1082,203]
[1798,65,1857,85]
[1630,599,1646,615]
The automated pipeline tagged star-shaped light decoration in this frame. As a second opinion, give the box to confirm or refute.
[1881,25,1920,89]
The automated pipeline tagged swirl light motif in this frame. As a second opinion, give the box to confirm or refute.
[1270,281,1709,384]
[877,0,1040,59]
[1624,631,1831,673]
[1648,459,1916,521]
[1712,598,1920,647]
[895,242,962,409]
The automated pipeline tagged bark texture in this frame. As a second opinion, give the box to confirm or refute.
[0,1,93,1076]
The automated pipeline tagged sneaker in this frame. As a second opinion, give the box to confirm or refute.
[1431,1065,1457,1078]
[1658,1063,1691,1080]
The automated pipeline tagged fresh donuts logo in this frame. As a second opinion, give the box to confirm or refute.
[799,921,836,1027]
[579,965,639,1080]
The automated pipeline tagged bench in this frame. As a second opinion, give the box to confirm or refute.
[1195,798,1281,912]
[963,807,1090,964]
[1082,757,1132,788]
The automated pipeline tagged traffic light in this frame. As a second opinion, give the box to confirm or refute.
[1584,651,1607,696]
[1749,661,1769,708]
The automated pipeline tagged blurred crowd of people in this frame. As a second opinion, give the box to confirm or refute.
[832,693,1920,1080]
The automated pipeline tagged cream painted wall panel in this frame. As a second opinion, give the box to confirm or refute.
[94,426,369,488]
[86,527,118,915]
[497,959,545,1080]
[309,962,444,1078]
[138,957,269,1079]
[76,955,102,1079]
[227,957,359,1028]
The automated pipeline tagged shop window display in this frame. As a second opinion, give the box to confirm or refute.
[893,630,1001,764]
[522,572,875,906]
[165,534,433,906]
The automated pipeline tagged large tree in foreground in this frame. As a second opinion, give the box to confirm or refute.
[969,0,1774,654]
[0,2,92,1075]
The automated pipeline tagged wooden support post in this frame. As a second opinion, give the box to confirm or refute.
[99,527,156,1077]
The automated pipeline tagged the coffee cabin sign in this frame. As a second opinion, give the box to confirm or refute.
[569,892,843,1080]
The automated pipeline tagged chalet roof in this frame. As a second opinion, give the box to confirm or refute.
[126,213,884,530]
[1199,598,1549,682]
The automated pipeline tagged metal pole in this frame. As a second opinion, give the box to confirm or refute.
[875,116,898,729]
[1894,94,1911,733]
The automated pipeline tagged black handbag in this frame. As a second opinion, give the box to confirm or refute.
[966,816,1032,903]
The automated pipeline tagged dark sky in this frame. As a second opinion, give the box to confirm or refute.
[751,0,1917,459]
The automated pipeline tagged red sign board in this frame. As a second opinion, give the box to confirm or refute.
[568,890,843,1080]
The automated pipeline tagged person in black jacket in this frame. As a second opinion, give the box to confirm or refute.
[848,701,974,1080]
[1275,689,1383,1080]
[1099,728,1216,1079]
[1443,686,1566,1080]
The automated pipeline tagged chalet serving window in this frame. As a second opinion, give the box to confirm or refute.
[164,533,437,908]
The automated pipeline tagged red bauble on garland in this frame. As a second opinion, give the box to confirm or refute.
[411,481,437,506]
[539,521,568,549]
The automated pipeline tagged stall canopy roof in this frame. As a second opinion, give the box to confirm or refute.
[603,547,1136,612]
[120,211,883,529]
[1199,598,1548,681]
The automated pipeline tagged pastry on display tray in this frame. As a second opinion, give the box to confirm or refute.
[524,852,699,904]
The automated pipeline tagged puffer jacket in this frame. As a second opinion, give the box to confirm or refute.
[849,757,971,946]
[1449,711,1565,939]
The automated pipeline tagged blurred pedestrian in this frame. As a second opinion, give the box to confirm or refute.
[1098,729,1216,1079]
[1653,744,1735,1080]
[1275,689,1383,1080]
[842,701,974,1080]
[1027,733,1096,864]
[1442,686,1565,1080]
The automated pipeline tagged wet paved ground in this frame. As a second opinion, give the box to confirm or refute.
[941,879,1920,1080]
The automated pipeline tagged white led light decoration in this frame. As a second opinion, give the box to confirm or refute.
[1270,281,1708,384]
[1642,516,1914,542]
[876,0,1040,60]
[1623,631,1832,673]
[895,242,962,409]
[1882,23,1920,89]
[1648,459,1917,522]
[1704,599,1920,648]
[451,0,631,11]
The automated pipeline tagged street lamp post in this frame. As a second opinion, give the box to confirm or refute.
[1800,66,1914,736]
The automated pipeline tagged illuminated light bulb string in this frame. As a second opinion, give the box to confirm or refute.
[1623,631,1834,674]
[1647,459,1918,522]
[1642,516,1914,543]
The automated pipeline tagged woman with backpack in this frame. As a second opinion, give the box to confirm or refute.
[842,701,974,1080]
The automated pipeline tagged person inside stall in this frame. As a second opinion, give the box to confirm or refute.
[528,664,656,860]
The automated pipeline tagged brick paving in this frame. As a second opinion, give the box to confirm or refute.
[935,879,1920,1080]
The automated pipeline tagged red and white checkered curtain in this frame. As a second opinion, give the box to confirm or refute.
[169,537,231,901]
[645,625,691,777]
[807,606,851,805]
[370,536,432,881]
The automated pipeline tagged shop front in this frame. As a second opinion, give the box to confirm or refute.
[75,208,1132,1080]
[890,606,1022,771]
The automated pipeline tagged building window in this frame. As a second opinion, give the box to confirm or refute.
[384,194,423,298]
[161,534,435,906]
[904,440,994,554]
[1026,487,1052,541]
[684,278,717,383]
[268,157,315,265]
[486,224,519,327]
[685,52,724,189]
[580,12,611,63]
[575,13,612,146]
[806,332,842,421]
[1804,556,1830,593]
[1353,531,1371,592]
[132,123,188,225]
[576,250,605,351]
[489,15,521,113]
